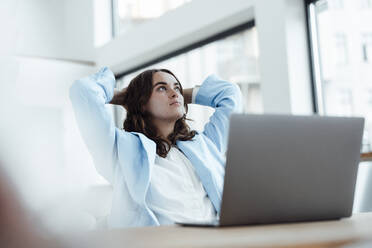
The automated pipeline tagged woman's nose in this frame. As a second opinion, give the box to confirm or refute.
[169,89,178,98]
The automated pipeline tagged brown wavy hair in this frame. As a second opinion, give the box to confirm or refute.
[117,69,196,157]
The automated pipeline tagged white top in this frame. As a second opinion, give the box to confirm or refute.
[147,146,217,225]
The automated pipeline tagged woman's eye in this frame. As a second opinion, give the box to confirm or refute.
[158,86,166,91]
[175,87,181,92]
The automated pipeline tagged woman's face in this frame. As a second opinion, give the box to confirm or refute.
[145,71,185,122]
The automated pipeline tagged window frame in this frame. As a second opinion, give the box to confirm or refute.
[305,0,325,114]
[113,20,255,79]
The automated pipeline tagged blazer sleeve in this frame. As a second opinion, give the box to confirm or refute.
[195,74,243,154]
[69,67,121,183]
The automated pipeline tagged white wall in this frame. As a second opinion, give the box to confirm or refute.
[15,0,95,63]
[63,0,96,62]
[0,0,103,233]
[256,0,313,114]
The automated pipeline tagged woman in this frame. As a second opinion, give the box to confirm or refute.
[69,67,242,228]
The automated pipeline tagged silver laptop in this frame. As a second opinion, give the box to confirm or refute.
[178,114,364,227]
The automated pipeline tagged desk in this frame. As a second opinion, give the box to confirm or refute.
[73,212,372,248]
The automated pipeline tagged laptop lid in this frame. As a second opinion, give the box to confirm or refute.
[219,114,364,226]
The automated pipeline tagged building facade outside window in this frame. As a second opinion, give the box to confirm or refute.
[361,33,372,63]
[309,0,372,149]
[333,33,348,65]
[360,0,372,8]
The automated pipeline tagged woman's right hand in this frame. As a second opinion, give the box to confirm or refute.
[109,88,127,106]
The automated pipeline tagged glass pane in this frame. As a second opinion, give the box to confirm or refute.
[116,0,192,34]
[311,0,372,153]
[114,27,261,131]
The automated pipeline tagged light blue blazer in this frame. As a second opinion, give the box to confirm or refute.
[69,67,242,228]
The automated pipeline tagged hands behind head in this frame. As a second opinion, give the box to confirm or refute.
[109,88,128,108]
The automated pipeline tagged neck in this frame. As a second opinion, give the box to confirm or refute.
[152,118,176,141]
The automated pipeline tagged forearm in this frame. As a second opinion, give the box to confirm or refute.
[194,75,242,111]
[69,71,118,182]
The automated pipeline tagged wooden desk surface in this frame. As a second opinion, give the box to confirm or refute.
[71,212,372,248]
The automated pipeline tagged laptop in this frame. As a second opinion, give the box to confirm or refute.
[178,114,364,227]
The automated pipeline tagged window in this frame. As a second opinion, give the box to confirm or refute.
[113,0,192,35]
[307,0,372,154]
[113,27,261,131]
[307,0,372,213]
[360,0,372,8]
[93,0,113,47]
[333,33,348,65]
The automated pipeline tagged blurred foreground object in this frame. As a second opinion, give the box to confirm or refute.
[0,165,65,248]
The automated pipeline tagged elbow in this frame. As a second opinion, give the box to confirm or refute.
[229,83,243,113]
